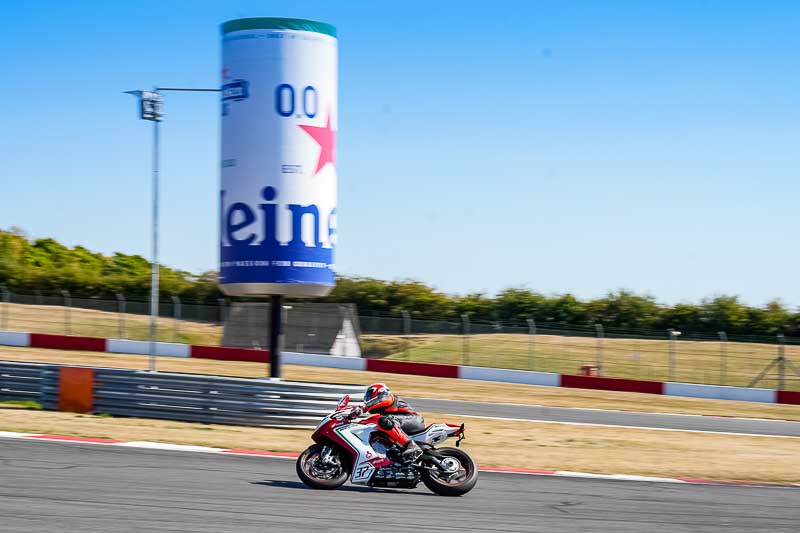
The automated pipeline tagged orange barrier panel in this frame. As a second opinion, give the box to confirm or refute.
[58,367,95,413]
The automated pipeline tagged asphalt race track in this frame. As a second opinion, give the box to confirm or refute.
[409,398,800,437]
[1,439,798,532]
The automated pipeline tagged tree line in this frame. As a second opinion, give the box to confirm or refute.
[1,228,797,337]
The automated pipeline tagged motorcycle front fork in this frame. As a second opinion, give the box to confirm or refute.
[320,445,336,466]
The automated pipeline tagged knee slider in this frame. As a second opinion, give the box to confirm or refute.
[378,416,395,430]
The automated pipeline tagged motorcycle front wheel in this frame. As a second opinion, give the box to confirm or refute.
[296,444,350,490]
[421,447,478,496]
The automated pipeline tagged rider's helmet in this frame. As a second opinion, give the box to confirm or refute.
[363,383,394,411]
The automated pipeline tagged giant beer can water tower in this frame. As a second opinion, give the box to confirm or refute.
[219,17,338,376]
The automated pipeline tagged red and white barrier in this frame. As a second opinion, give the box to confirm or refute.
[107,339,190,358]
[1,330,798,406]
[459,366,560,387]
[283,351,366,370]
[663,382,776,403]
[0,331,28,347]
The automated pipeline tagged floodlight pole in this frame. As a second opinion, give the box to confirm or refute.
[149,113,160,371]
[126,86,220,372]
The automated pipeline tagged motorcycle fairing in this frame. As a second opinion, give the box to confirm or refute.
[332,422,392,484]
[409,423,461,446]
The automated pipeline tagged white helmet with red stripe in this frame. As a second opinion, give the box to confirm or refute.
[363,383,394,411]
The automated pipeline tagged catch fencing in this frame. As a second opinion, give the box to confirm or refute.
[2,289,800,390]
[363,317,800,390]
[0,361,363,428]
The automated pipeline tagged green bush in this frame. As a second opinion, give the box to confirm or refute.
[2,228,798,337]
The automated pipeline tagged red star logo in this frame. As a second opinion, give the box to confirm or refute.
[299,114,336,175]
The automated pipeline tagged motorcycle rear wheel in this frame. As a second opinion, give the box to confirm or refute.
[421,447,478,496]
[296,444,349,490]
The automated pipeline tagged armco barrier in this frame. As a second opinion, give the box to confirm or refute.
[90,368,363,427]
[0,361,364,428]
[2,330,799,407]
[0,361,47,402]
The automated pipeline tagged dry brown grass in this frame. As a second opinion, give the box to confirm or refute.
[1,302,222,345]
[1,406,797,483]
[3,345,800,421]
[380,332,800,390]
[5,300,799,388]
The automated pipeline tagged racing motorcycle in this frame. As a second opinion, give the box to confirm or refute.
[296,394,478,496]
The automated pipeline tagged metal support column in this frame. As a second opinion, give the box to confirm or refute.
[402,310,411,360]
[595,323,605,375]
[461,314,471,366]
[777,334,786,391]
[116,293,126,339]
[62,290,71,335]
[172,295,181,342]
[526,318,536,371]
[269,295,285,380]
[0,286,9,330]
[667,329,680,381]
[718,331,728,385]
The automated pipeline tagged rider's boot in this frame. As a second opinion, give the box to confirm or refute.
[400,440,422,463]
[378,418,421,463]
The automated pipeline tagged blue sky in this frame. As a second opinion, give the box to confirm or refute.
[1,1,799,306]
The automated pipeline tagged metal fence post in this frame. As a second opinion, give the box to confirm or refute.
[116,293,126,338]
[777,333,786,391]
[0,286,9,330]
[667,328,681,381]
[218,298,227,326]
[401,310,411,360]
[635,338,643,379]
[718,331,728,385]
[595,323,605,375]
[61,290,71,335]
[172,295,181,342]
[526,318,536,370]
[461,314,470,366]
[35,289,43,305]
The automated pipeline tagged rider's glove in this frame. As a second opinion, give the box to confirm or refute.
[347,406,363,419]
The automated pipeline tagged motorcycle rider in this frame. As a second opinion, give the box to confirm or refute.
[351,383,424,463]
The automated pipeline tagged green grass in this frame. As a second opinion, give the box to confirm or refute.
[375,333,800,390]
[0,399,42,409]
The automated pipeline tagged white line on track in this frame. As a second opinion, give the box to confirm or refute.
[0,432,797,488]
